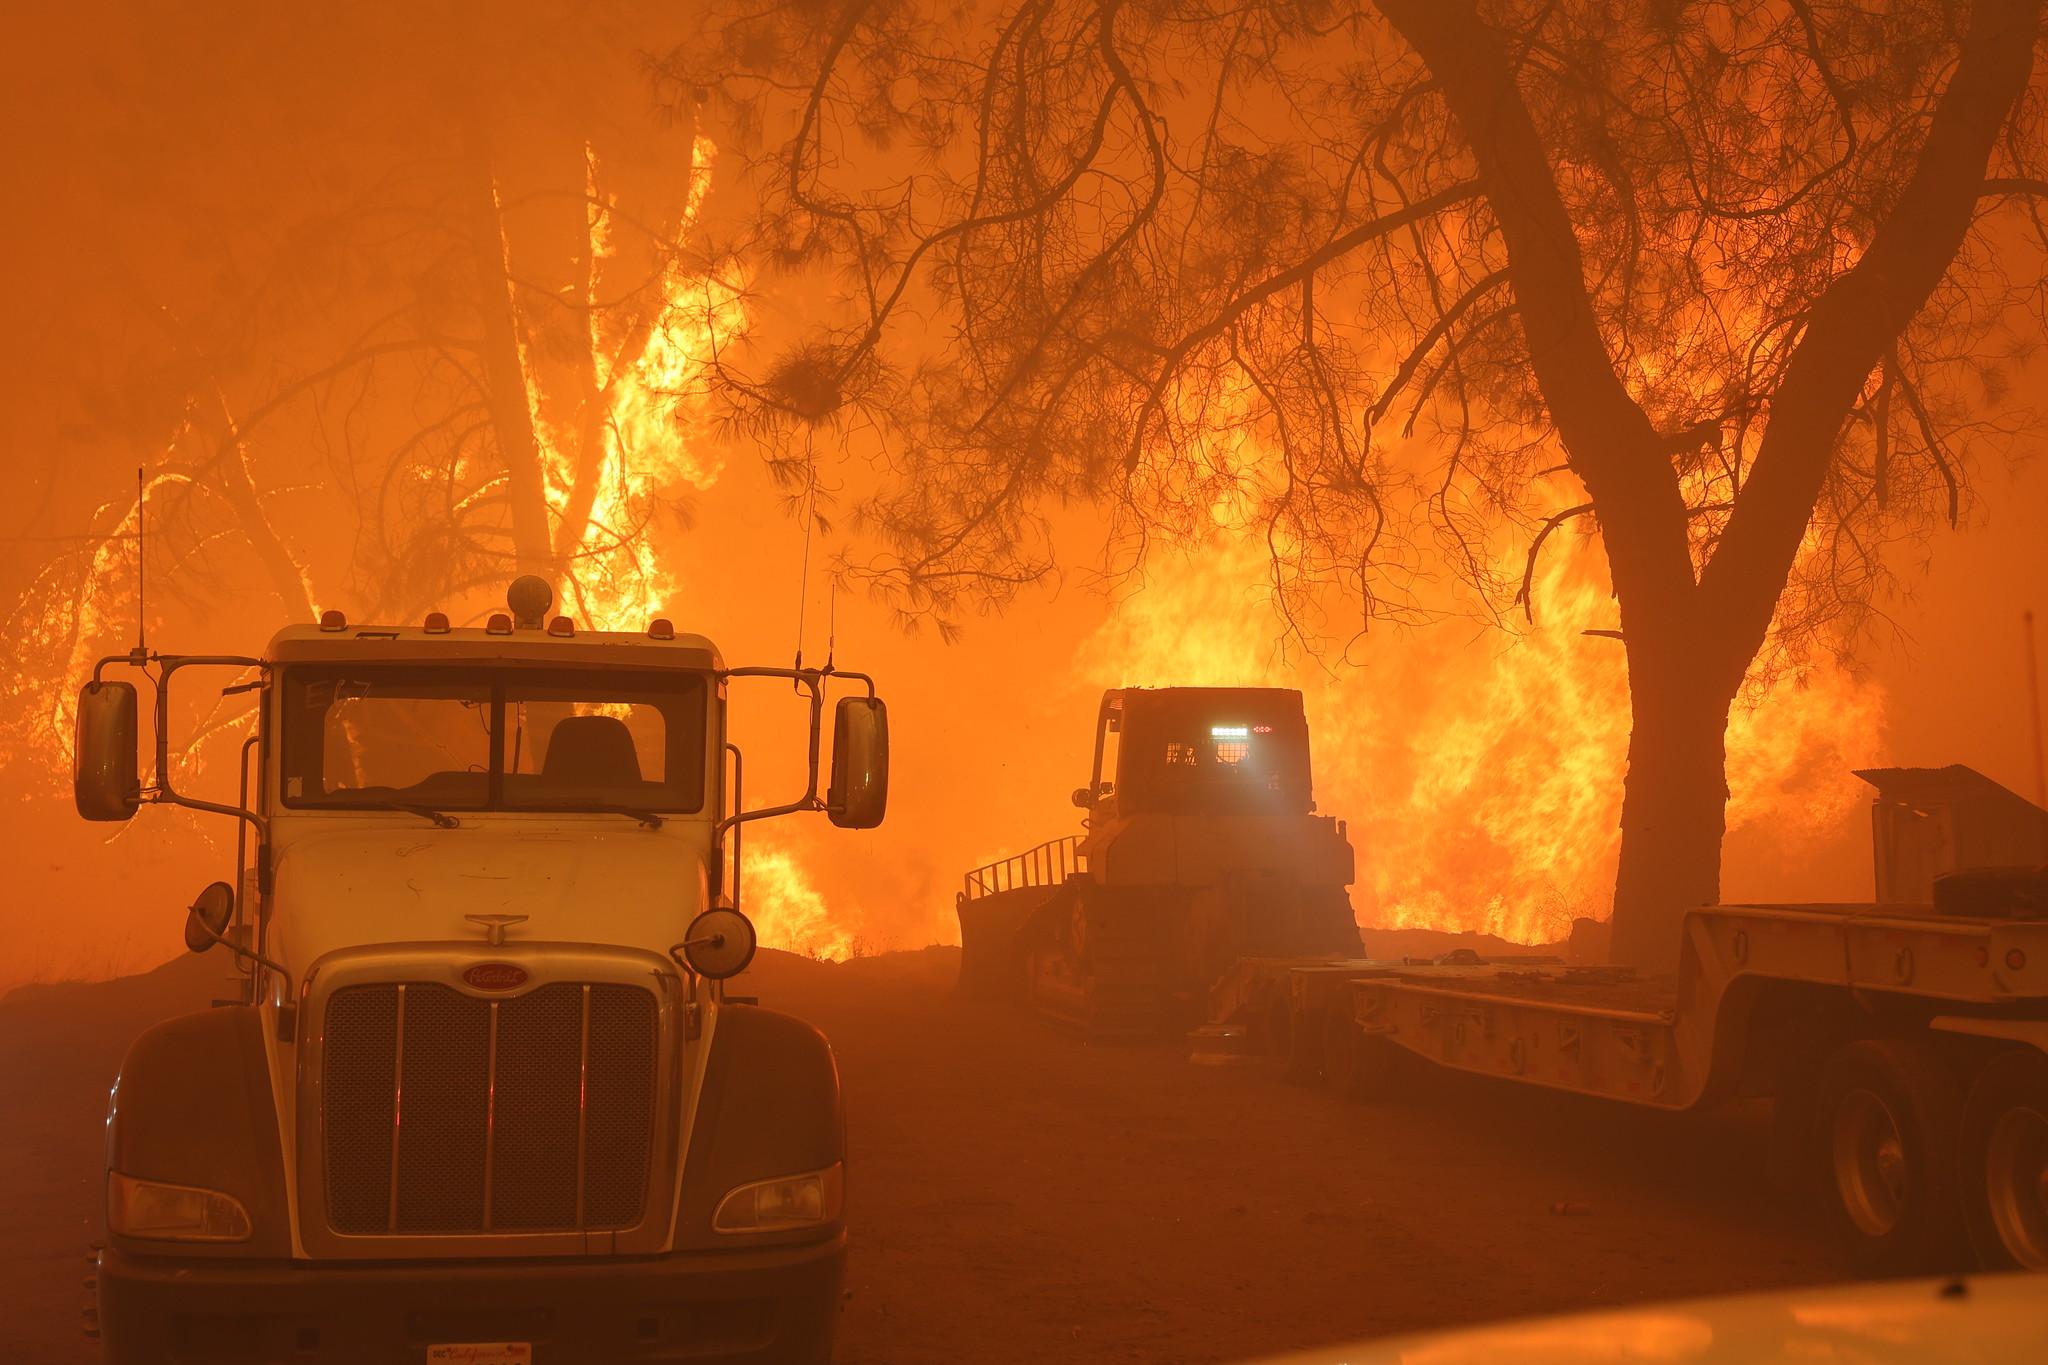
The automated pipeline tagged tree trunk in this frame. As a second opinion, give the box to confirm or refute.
[1376,0,2039,969]
[209,404,318,622]
[460,126,556,580]
[1609,646,1738,967]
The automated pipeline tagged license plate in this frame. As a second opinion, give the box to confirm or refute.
[427,1346,532,1364]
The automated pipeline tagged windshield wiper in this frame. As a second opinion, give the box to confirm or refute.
[557,804,665,829]
[360,799,461,829]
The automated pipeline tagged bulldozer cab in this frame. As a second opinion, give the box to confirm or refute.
[1089,687,1314,819]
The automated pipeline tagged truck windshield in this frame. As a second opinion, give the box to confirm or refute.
[279,665,709,814]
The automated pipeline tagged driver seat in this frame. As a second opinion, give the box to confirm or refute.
[542,715,642,786]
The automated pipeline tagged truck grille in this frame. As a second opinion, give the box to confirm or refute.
[322,981,657,1235]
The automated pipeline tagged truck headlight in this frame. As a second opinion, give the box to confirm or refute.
[108,1171,252,1242]
[713,1162,844,1234]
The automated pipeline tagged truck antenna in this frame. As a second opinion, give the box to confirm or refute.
[2025,608,2046,810]
[824,573,837,673]
[791,477,816,688]
[134,464,147,662]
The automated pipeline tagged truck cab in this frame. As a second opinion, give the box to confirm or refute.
[72,578,887,1364]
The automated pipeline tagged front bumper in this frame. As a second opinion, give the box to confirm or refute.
[96,1231,844,1365]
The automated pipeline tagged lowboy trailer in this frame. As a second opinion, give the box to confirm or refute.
[1212,765,2048,1276]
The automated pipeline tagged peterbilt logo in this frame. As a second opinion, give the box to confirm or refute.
[462,962,529,991]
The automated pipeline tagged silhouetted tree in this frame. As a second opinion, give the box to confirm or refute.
[670,0,2048,962]
[0,1,723,781]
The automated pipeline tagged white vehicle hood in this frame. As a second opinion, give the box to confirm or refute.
[1247,1274,2048,1364]
[268,820,710,975]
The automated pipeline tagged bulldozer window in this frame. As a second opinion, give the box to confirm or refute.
[1092,707,1122,799]
[1117,710,1312,816]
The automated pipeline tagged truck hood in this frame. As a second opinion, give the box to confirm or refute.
[1244,1273,2047,1364]
[268,822,710,978]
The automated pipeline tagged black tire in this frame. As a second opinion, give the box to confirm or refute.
[1810,1037,1964,1274]
[1959,1047,2048,1271]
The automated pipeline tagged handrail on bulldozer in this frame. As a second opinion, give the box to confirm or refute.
[962,835,1085,902]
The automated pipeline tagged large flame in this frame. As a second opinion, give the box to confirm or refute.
[521,135,744,632]
[741,829,862,961]
[1078,501,1883,945]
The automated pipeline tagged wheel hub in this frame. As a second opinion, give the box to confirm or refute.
[1833,1087,1909,1238]
[1986,1102,2048,1268]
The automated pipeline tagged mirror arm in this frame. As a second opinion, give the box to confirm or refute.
[825,668,878,699]
[189,913,289,985]
[713,666,831,841]
[713,794,825,842]
[720,741,743,913]
[140,654,269,841]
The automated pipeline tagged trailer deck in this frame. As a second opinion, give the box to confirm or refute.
[1214,900,2048,1112]
[1198,766,2048,1273]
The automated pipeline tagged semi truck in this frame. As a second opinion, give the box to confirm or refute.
[71,576,888,1364]
[956,686,1361,1032]
[1210,764,2048,1276]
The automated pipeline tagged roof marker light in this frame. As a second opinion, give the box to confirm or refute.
[485,613,513,636]
[648,618,676,640]
[547,615,575,637]
[423,611,450,634]
[318,609,347,632]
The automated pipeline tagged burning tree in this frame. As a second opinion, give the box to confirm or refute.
[671,0,2048,962]
[0,8,739,780]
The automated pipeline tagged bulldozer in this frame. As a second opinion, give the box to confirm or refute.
[956,686,1362,1031]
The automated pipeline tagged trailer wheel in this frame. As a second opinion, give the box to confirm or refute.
[1811,1038,1962,1274]
[1958,1047,2048,1270]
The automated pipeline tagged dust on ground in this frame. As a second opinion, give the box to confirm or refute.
[0,941,1839,1363]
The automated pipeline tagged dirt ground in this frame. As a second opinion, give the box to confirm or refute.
[0,943,1844,1364]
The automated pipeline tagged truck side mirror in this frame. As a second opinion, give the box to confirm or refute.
[826,696,888,829]
[677,907,757,980]
[184,881,235,955]
[74,681,141,822]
